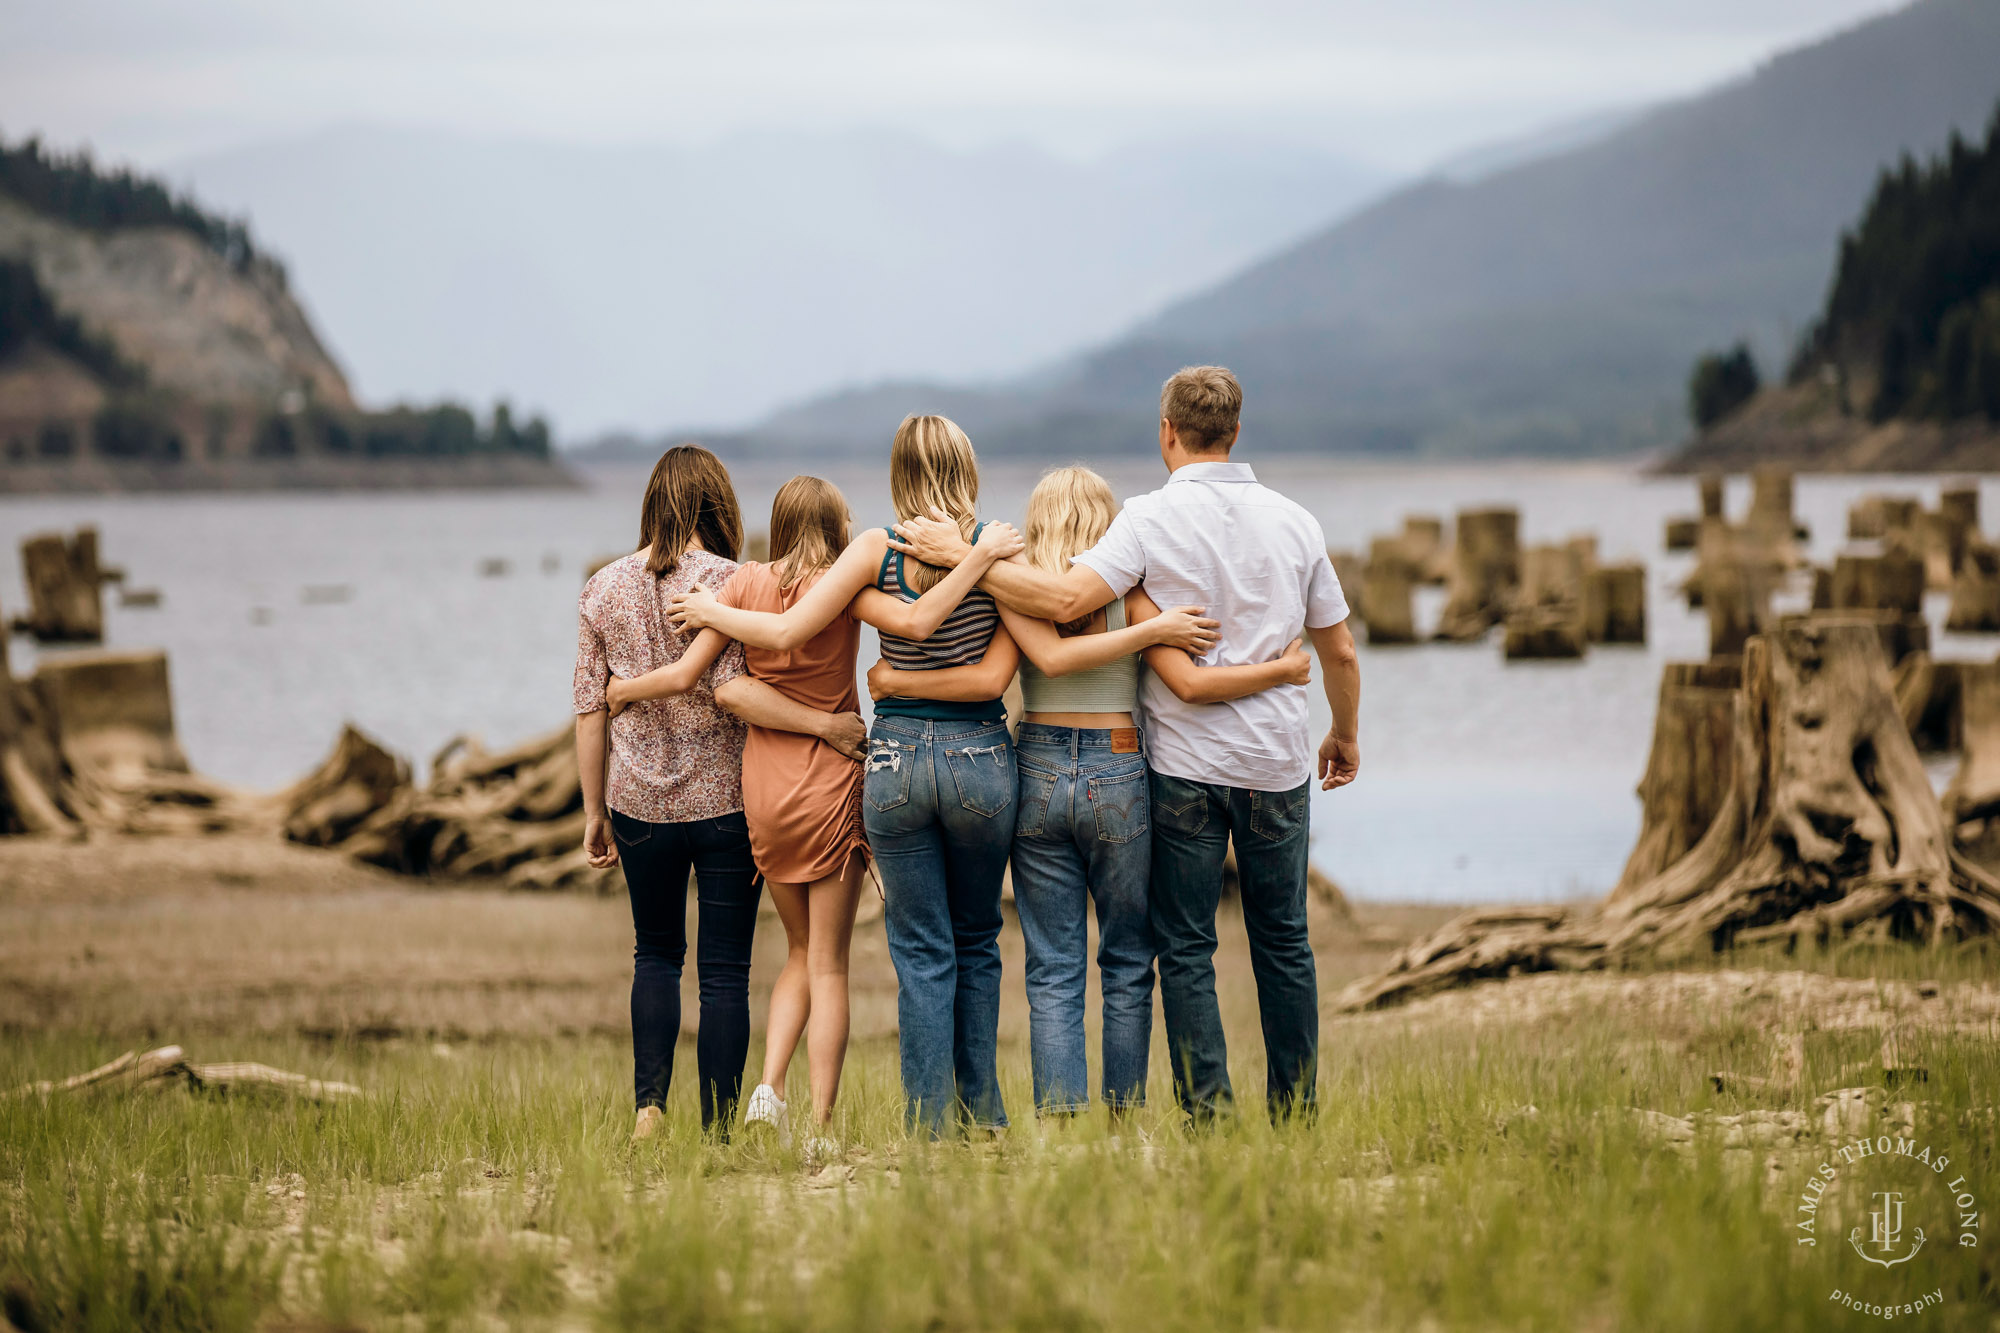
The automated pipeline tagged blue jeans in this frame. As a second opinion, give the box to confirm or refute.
[1149,773,1317,1123]
[1012,724,1156,1113]
[864,716,1017,1135]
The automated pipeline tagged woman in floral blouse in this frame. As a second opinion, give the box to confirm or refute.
[573,445,866,1143]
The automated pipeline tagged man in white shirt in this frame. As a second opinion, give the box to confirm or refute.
[890,365,1360,1122]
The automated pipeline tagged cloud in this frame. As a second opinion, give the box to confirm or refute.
[1,0,1906,168]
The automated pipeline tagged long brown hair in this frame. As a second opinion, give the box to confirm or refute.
[638,444,743,577]
[768,475,851,590]
[888,415,979,594]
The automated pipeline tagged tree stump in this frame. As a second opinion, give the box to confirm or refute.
[1585,564,1647,644]
[1940,484,1979,533]
[1699,474,1725,520]
[1946,540,2000,631]
[1831,551,1925,614]
[1943,663,2000,826]
[1435,507,1520,640]
[1611,660,1740,899]
[1502,606,1585,659]
[1704,558,1773,659]
[1918,509,1968,591]
[1748,466,1802,543]
[1338,616,2000,1010]
[1360,562,1416,645]
[12,530,105,642]
[1664,517,1699,551]
[1848,494,1920,541]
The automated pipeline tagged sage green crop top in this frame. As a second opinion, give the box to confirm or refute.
[1018,599,1140,714]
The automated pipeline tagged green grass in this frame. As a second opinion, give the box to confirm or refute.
[3,959,1997,1332]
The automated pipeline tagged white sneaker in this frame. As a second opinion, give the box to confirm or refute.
[742,1084,791,1148]
[802,1135,841,1167]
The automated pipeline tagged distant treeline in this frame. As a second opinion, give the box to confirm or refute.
[64,400,555,464]
[0,134,264,274]
[0,257,141,388]
[1792,101,2000,422]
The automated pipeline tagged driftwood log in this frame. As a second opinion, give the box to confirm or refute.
[8,1045,362,1103]
[1340,616,2000,1010]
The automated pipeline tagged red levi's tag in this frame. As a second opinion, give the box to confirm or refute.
[1110,728,1140,754]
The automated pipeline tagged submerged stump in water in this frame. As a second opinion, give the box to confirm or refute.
[1435,507,1520,641]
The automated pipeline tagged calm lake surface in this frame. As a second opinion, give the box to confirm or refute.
[4,458,1995,903]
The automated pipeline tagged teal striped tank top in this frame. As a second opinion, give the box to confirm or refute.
[873,525,1006,722]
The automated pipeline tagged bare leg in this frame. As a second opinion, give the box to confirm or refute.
[760,878,812,1093]
[805,854,868,1126]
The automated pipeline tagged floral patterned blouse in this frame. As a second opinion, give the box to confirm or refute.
[572,549,748,823]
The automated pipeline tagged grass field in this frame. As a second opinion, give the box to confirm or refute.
[3,837,1997,1331]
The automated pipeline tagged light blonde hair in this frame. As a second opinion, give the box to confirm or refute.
[767,475,851,591]
[1026,465,1118,634]
[1160,365,1242,454]
[888,414,980,594]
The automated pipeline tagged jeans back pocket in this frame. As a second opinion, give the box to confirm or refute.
[945,738,1014,819]
[1248,783,1308,843]
[866,738,914,813]
[1089,769,1150,845]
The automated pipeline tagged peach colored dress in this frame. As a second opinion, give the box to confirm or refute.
[719,563,867,883]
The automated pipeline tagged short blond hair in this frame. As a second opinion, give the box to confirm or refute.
[1160,365,1242,453]
[888,414,980,594]
[1025,466,1118,634]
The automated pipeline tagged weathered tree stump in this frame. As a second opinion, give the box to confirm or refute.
[1943,663,2000,826]
[1584,564,1647,644]
[1946,540,2000,632]
[1611,660,1740,899]
[1435,507,1520,640]
[1699,474,1725,520]
[1748,466,1805,543]
[1502,606,1585,659]
[1400,516,1450,584]
[1918,509,1968,591]
[1360,560,1416,645]
[1848,494,1921,541]
[12,529,105,642]
[1704,557,1773,659]
[1831,550,1925,614]
[1339,616,2000,1010]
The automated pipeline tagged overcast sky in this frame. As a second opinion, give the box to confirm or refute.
[2,0,1909,172]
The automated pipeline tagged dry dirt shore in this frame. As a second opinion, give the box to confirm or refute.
[0,832,1457,1043]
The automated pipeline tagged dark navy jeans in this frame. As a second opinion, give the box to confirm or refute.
[864,715,1016,1135]
[1012,724,1156,1113]
[611,807,760,1133]
[1148,773,1317,1123]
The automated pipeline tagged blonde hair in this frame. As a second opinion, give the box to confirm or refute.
[1025,466,1118,634]
[767,475,851,591]
[1160,365,1242,454]
[888,414,980,594]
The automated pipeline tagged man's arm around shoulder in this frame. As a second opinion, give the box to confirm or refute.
[890,514,1119,622]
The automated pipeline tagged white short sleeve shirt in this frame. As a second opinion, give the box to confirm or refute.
[1071,460,1348,792]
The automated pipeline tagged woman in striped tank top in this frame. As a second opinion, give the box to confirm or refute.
[668,415,1026,1136]
[871,466,1308,1121]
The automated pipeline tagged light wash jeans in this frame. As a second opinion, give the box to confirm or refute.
[864,715,1016,1135]
[1011,724,1156,1113]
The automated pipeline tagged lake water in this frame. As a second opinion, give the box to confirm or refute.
[4,458,1995,903]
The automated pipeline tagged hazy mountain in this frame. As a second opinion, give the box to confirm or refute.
[172,127,1388,439]
[744,0,2000,461]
